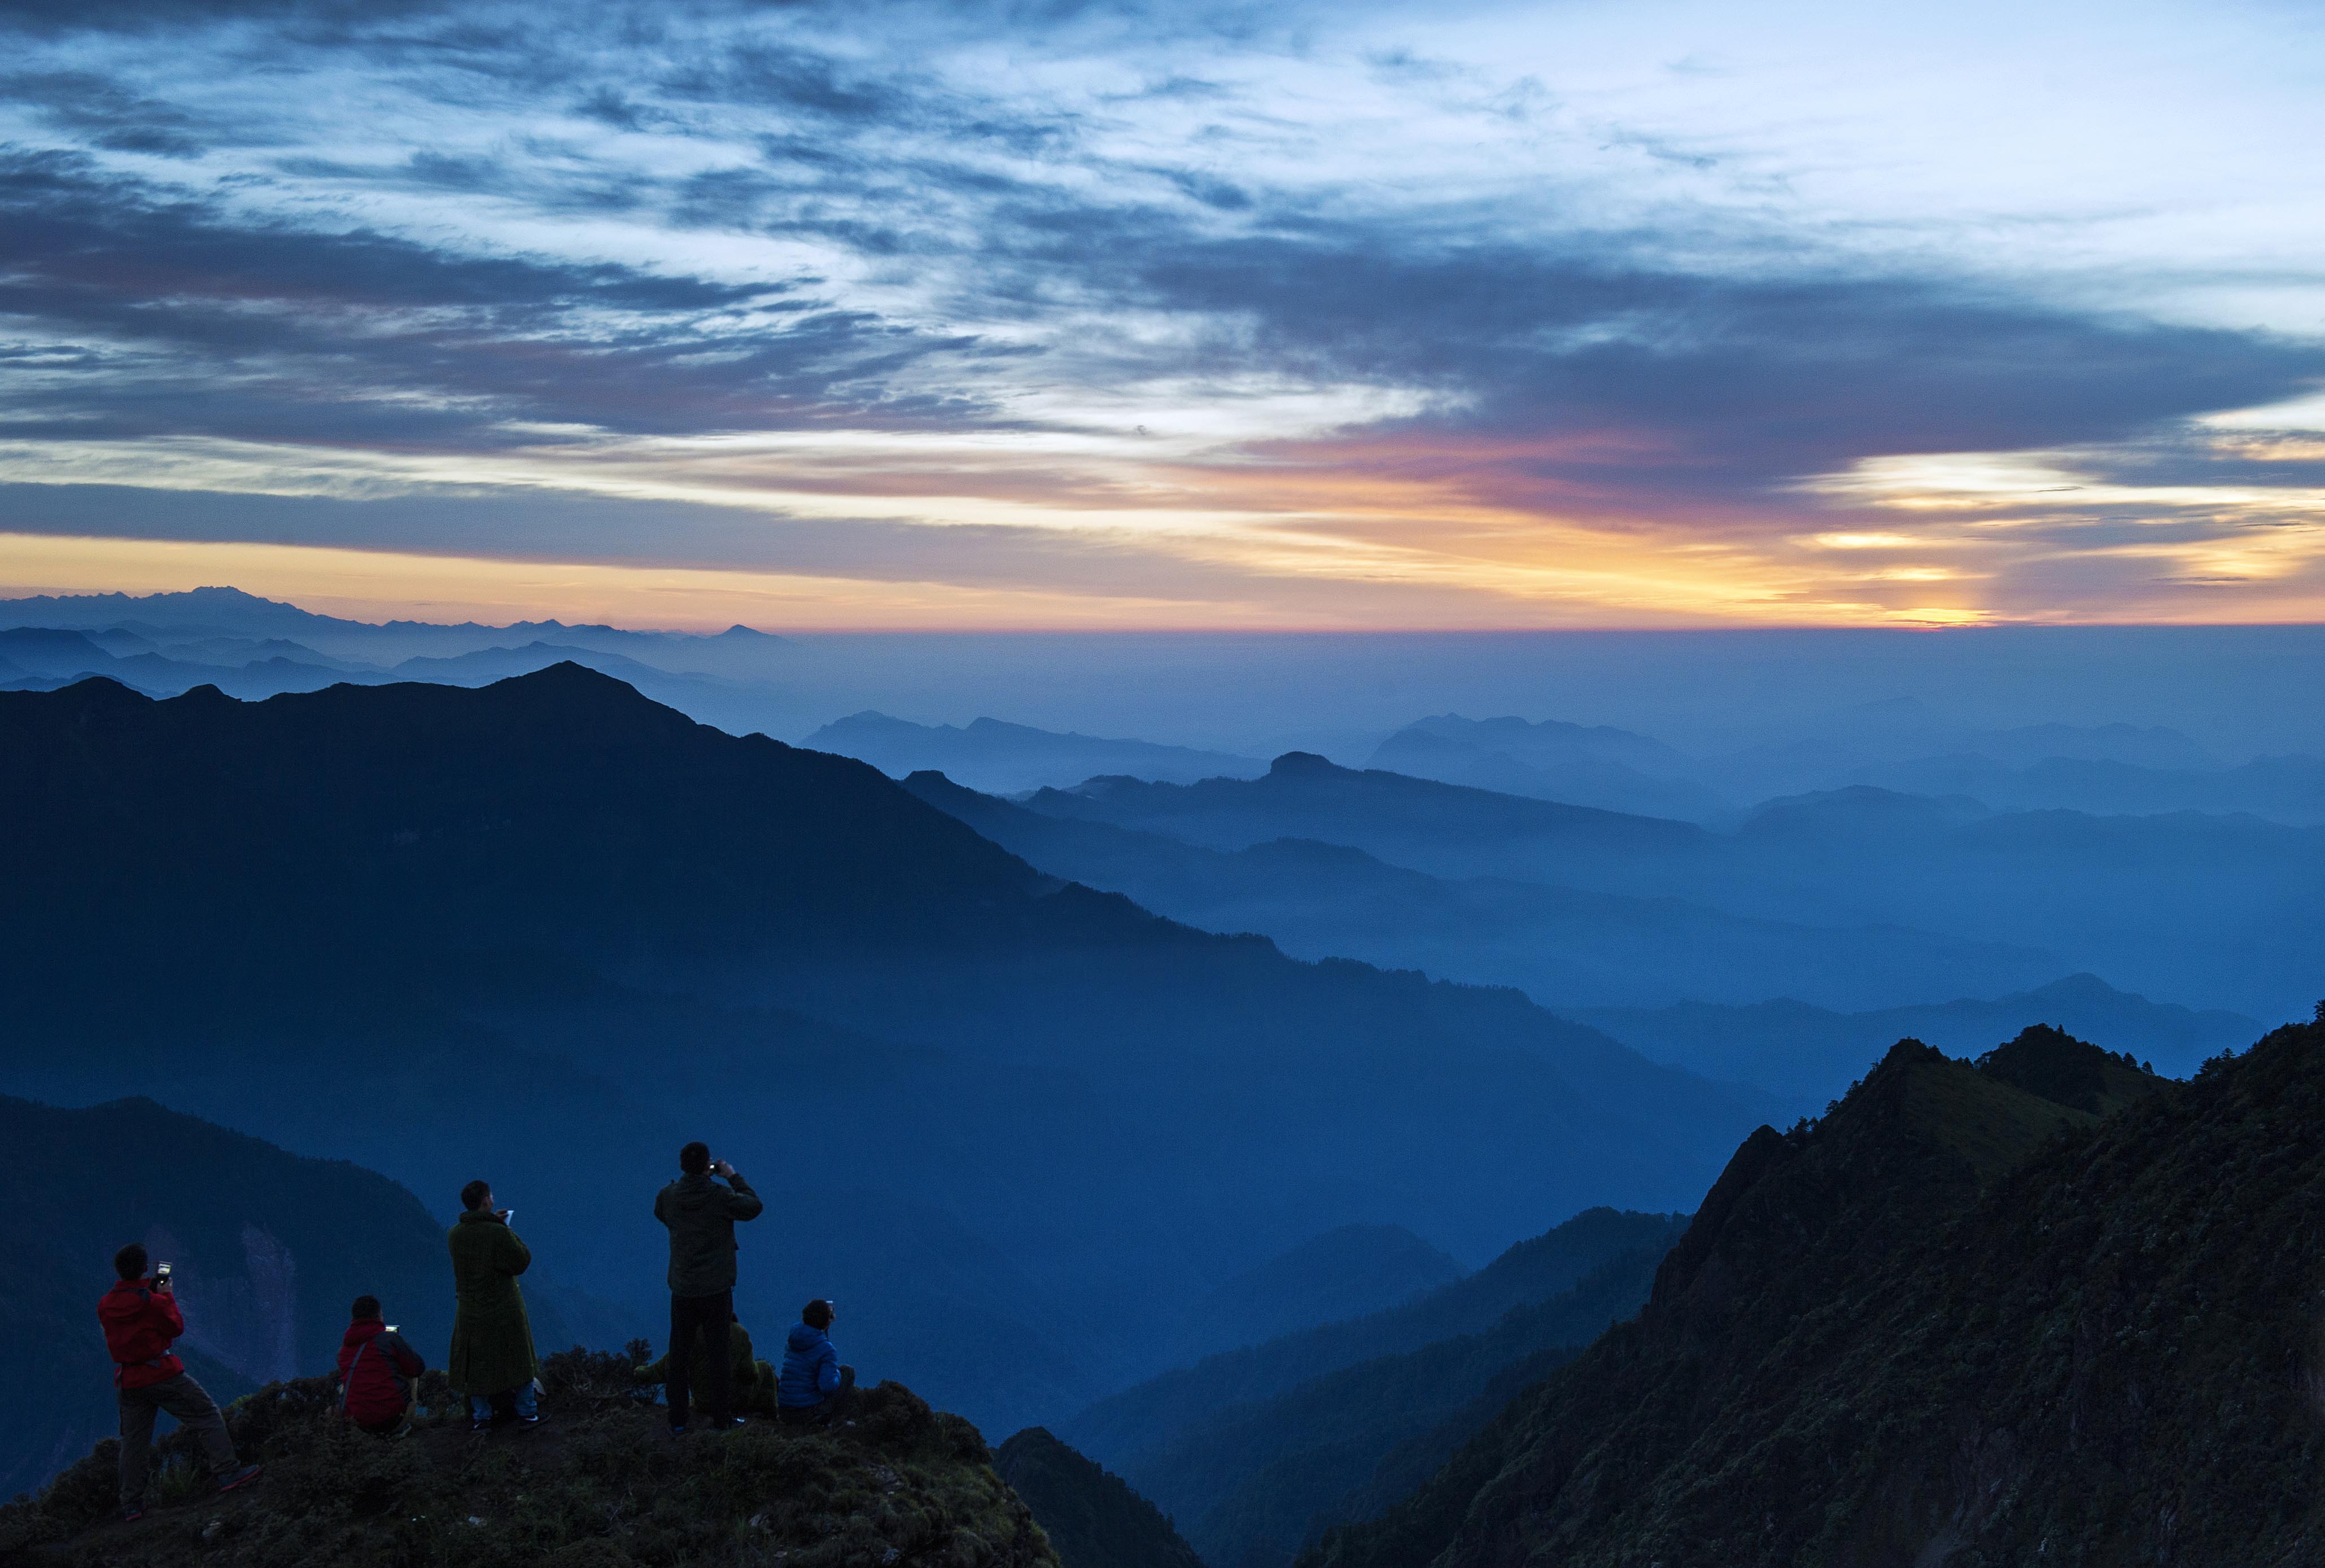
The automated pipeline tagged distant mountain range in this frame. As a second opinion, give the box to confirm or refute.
[1306,1020,2322,1567]
[806,710,1266,794]
[0,665,1773,1442]
[1575,972,2263,1107]
[962,755,2322,1022]
[1365,714,1728,823]
[902,768,2059,1011]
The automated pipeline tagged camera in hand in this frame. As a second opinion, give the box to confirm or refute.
[155,1262,173,1284]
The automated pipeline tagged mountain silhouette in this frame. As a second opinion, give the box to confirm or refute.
[807,710,1265,793]
[1575,972,2262,1104]
[996,1428,1204,1568]
[0,666,1771,1439]
[904,769,2055,1011]
[1305,1022,2325,1567]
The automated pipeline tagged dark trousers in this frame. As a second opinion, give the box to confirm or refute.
[118,1373,238,1508]
[666,1290,733,1429]
[777,1365,856,1427]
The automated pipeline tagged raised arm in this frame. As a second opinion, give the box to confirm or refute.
[723,1170,765,1222]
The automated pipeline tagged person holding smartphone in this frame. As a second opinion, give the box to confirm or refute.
[98,1243,261,1521]
[653,1141,763,1434]
[336,1294,427,1436]
[447,1180,541,1432]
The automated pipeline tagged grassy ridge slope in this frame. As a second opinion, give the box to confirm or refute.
[1309,1022,2325,1567]
[3,1352,1051,1568]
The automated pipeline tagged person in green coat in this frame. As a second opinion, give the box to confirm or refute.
[447,1178,540,1432]
[633,1313,779,1417]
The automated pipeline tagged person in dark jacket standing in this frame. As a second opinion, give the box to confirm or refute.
[98,1243,261,1521]
[653,1141,763,1434]
[777,1299,856,1427]
[336,1295,426,1436]
[447,1179,541,1432]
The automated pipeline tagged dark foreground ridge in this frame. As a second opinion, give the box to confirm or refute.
[1,1349,1056,1568]
[995,1429,1203,1568]
[1306,1019,2325,1568]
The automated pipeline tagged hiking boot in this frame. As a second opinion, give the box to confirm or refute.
[120,1505,147,1523]
[515,1414,544,1430]
[217,1465,261,1495]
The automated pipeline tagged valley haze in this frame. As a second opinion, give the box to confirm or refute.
[3,1,2321,1559]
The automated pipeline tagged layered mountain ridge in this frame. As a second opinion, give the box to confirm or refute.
[1307,1020,2325,1567]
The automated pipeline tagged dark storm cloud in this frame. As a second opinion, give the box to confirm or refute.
[0,149,1000,445]
[1,72,223,158]
[1,0,2317,574]
[971,207,2325,510]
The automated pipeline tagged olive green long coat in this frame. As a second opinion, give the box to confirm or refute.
[446,1211,538,1397]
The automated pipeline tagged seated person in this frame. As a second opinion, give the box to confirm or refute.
[634,1311,778,1417]
[337,1295,426,1436]
[777,1299,856,1427]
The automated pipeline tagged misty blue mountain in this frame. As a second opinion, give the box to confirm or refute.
[0,665,1769,1443]
[901,768,2057,1011]
[806,711,1266,794]
[1575,973,2262,1108]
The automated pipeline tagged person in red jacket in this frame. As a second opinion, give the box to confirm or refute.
[98,1243,260,1521]
[336,1295,427,1436]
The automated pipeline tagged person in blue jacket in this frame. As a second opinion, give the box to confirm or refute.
[777,1299,856,1426]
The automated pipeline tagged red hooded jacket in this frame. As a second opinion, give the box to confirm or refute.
[336,1318,425,1426]
[98,1278,185,1390]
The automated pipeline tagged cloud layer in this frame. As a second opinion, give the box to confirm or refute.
[1,0,2322,626]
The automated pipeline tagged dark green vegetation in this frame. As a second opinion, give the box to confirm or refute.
[1577,972,2259,1106]
[1306,1021,2325,1568]
[3,1351,1046,1568]
[1068,1209,1687,1568]
[0,1095,588,1500]
[994,1429,1202,1568]
[0,667,1764,1442]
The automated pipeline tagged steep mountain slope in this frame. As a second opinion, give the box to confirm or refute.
[903,771,2050,1011]
[1067,1209,1686,1474]
[1303,1022,2325,1568]
[0,669,1767,1437]
[0,1094,591,1500]
[1577,972,2262,1104]
[996,1429,1205,1568]
[1142,1243,1678,1568]
[808,711,1264,793]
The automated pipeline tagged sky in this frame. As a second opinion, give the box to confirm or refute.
[1,0,2322,630]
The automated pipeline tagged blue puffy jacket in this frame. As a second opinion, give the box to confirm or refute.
[780,1322,841,1407]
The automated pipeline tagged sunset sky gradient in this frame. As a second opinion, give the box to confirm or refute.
[2,0,2322,628]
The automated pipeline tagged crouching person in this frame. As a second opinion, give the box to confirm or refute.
[777,1299,856,1427]
[338,1295,426,1436]
[635,1309,777,1417]
[99,1243,261,1521]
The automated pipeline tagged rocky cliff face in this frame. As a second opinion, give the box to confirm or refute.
[1308,1021,2325,1568]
